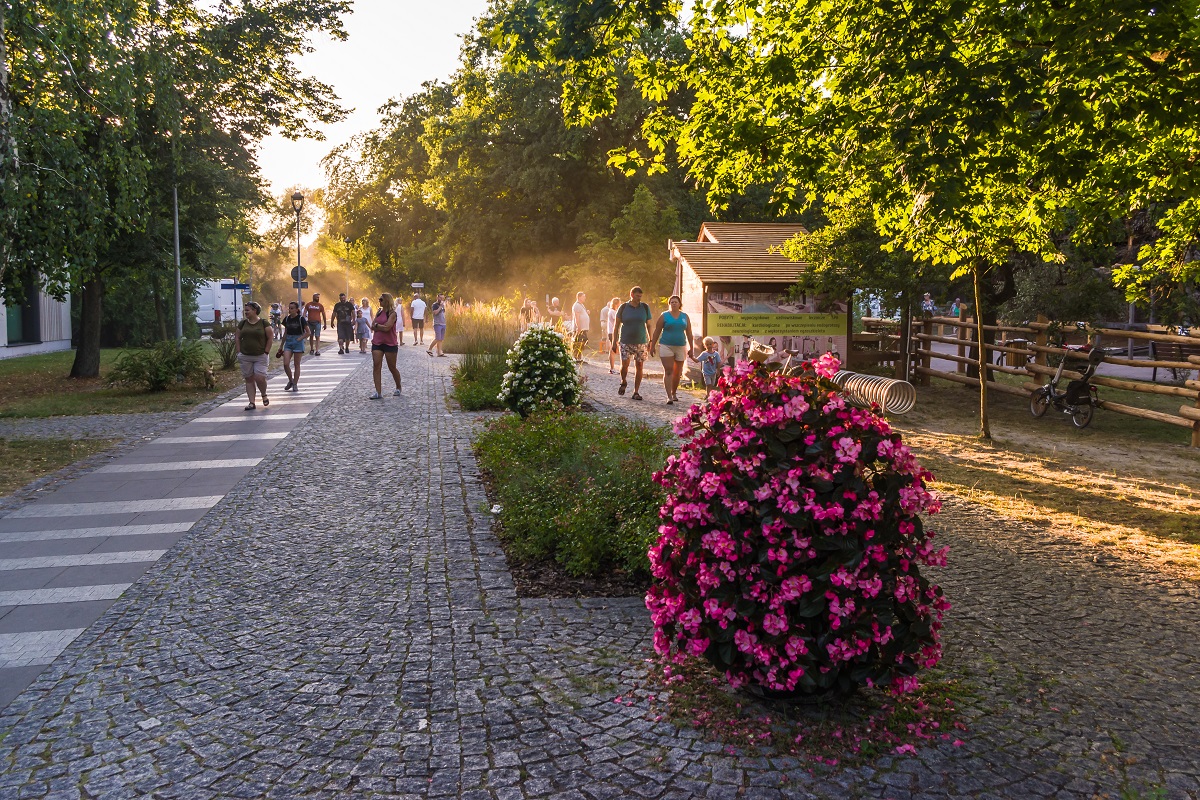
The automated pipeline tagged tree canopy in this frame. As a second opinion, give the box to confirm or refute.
[489,0,1200,435]
[1,0,349,374]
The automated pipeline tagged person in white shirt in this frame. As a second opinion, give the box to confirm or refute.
[600,297,620,374]
[409,293,427,346]
[570,291,590,364]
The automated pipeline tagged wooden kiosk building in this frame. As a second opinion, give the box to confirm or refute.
[669,223,850,362]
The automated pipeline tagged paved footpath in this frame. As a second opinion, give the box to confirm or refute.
[0,350,1196,798]
[0,353,362,707]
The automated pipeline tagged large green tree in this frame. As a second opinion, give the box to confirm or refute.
[2,0,349,375]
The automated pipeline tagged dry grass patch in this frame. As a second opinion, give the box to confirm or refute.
[895,380,1200,579]
[0,438,118,497]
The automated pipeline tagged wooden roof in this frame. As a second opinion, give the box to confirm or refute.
[672,223,810,284]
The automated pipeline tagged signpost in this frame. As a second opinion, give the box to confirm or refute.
[292,281,309,289]
[411,282,424,289]
[291,266,308,282]
[220,283,251,321]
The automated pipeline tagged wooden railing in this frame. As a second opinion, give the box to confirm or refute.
[903,316,1200,448]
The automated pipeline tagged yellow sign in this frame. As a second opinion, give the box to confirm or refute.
[708,313,847,337]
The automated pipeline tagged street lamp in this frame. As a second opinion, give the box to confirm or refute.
[291,192,304,306]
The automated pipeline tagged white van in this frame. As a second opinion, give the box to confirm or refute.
[194,279,243,329]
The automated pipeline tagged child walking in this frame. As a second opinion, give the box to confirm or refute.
[697,337,722,398]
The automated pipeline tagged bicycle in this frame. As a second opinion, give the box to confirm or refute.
[1029,345,1103,429]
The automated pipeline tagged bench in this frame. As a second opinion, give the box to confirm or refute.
[1149,339,1200,382]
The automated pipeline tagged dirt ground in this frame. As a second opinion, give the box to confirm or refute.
[895,380,1200,580]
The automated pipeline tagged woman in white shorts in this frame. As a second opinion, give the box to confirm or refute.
[234,301,274,410]
[649,295,695,405]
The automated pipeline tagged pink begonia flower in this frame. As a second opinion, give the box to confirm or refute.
[813,352,841,378]
[734,628,758,654]
[834,436,862,463]
[785,636,809,660]
[762,613,789,636]
[778,574,812,601]
[677,608,702,634]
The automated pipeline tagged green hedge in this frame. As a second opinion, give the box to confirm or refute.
[475,412,671,577]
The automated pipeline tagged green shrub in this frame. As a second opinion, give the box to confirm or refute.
[475,412,670,577]
[209,322,239,370]
[497,324,581,417]
[108,340,211,392]
[452,353,509,411]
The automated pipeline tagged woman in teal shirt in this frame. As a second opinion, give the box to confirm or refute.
[649,295,695,404]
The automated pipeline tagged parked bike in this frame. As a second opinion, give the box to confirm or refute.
[1029,346,1104,428]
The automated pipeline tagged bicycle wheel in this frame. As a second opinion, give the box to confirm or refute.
[1071,403,1094,429]
[1029,388,1050,418]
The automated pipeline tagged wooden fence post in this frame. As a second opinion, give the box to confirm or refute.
[919,317,932,386]
[957,308,968,374]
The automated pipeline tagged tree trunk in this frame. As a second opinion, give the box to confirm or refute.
[152,275,168,341]
[70,277,104,378]
[972,263,991,440]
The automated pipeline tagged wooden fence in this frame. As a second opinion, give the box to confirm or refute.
[852,316,1200,447]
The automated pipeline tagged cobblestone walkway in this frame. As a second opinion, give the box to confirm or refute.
[0,351,1197,798]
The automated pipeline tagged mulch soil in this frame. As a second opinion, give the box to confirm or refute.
[506,556,648,599]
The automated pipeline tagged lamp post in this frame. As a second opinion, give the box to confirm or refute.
[291,191,304,306]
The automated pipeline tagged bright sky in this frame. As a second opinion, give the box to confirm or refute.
[256,0,491,199]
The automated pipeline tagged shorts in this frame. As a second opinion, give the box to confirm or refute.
[372,343,398,353]
[308,322,322,337]
[283,335,306,353]
[573,331,589,345]
[703,373,717,388]
[337,321,354,340]
[237,352,269,379]
[433,323,447,340]
[412,318,425,330]
[658,343,688,362]
[619,342,649,363]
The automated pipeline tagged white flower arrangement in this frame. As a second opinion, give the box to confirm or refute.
[497,323,582,417]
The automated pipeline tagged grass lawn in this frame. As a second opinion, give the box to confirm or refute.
[0,347,278,418]
[0,438,119,496]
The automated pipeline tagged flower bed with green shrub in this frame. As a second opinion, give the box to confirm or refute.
[474,411,671,577]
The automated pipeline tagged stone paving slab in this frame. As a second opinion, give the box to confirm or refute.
[0,350,1195,798]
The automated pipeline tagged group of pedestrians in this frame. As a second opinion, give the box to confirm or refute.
[236,289,450,409]
[527,286,720,406]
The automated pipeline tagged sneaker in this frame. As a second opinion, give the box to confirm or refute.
[368,392,382,400]
[284,380,294,391]
[393,388,402,396]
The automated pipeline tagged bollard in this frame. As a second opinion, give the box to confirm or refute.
[832,370,917,415]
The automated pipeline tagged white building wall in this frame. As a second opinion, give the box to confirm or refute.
[0,292,73,360]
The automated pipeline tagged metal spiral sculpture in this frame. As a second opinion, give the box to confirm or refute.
[832,370,917,415]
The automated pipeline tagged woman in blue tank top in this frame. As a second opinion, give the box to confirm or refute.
[649,295,695,404]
